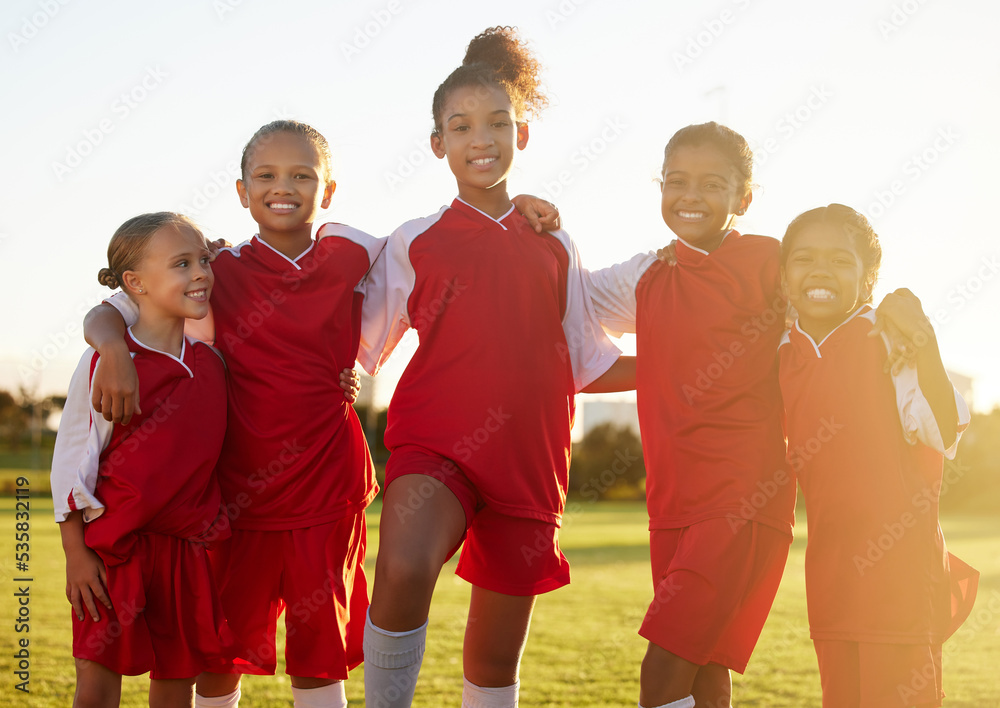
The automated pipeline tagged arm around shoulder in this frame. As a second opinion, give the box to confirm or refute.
[83,301,139,423]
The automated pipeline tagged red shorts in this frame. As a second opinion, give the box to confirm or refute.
[639,518,791,672]
[386,445,570,596]
[209,513,368,679]
[814,640,943,708]
[73,533,232,679]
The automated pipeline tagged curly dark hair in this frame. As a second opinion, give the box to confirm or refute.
[431,26,547,135]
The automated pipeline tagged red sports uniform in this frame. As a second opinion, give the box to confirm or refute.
[106,228,382,678]
[51,331,231,679]
[359,198,620,593]
[586,232,793,671]
[779,305,976,708]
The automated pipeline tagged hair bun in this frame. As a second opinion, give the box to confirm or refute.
[97,267,121,290]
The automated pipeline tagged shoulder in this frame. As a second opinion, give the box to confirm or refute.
[212,238,255,266]
[187,337,226,370]
[390,206,452,245]
[316,222,385,260]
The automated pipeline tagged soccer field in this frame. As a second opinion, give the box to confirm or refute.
[2,496,998,707]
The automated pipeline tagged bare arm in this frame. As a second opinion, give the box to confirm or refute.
[582,356,636,393]
[83,303,139,423]
[59,511,112,621]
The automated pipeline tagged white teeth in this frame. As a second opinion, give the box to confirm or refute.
[270,203,296,210]
[805,288,836,301]
[471,157,496,165]
[678,211,705,219]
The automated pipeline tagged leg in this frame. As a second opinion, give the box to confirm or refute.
[366,473,468,708]
[463,586,536,687]
[195,672,241,701]
[73,658,123,708]
[149,677,196,708]
[369,474,468,630]
[691,663,731,708]
[639,642,700,708]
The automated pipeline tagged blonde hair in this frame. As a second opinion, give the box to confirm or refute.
[98,212,203,291]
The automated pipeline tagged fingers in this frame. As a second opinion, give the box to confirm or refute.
[95,565,113,610]
[340,368,361,403]
[67,584,85,622]
[81,587,103,622]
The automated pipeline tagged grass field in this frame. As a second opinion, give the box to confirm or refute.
[2,494,998,707]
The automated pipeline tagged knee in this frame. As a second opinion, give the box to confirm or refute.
[374,550,440,592]
[73,685,114,708]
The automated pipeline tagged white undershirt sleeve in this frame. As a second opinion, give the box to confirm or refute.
[584,251,657,336]
[553,230,623,391]
[50,351,114,522]
[357,216,438,375]
[885,333,971,459]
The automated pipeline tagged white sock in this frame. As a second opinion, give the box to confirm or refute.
[195,688,240,708]
[638,696,696,708]
[462,677,519,708]
[363,610,427,708]
[291,682,347,708]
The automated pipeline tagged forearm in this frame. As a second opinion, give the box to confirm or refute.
[914,334,960,450]
[582,356,636,393]
[83,303,128,351]
[59,511,87,557]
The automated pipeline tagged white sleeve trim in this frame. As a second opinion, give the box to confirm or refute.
[358,210,445,375]
[104,291,138,326]
[50,351,114,522]
[884,332,971,459]
[584,252,656,336]
[551,230,623,391]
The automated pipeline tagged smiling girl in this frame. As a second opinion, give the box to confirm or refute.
[585,123,793,708]
[82,122,382,708]
[778,204,976,708]
[52,213,231,707]
[358,26,623,708]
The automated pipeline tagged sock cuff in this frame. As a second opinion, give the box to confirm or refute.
[290,682,346,708]
[363,610,428,669]
[195,688,240,708]
[638,696,695,708]
[462,678,520,708]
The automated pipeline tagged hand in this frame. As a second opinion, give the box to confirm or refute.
[512,194,561,233]
[206,238,230,262]
[656,240,678,265]
[340,368,361,404]
[870,288,933,374]
[65,543,112,622]
[91,343,140,424]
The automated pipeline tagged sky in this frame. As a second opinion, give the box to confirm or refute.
[3,0,1000,412]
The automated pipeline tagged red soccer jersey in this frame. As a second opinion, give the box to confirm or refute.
[779,306,971,642]
[587,233,793,533]
[361,198,620,524]
[54,331,229,566]
[107,229,382,530]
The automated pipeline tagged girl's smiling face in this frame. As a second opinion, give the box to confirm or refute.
[126,224,214,322]
[237,131,335,243]
[782,222,869,342]
[660,143,750,252]
[430,83,529,217]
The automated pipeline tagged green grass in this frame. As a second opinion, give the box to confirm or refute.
[2,497,998,707]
